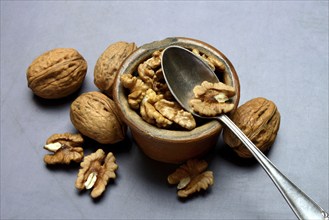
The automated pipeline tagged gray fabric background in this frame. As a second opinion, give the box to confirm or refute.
[1,1,328,219]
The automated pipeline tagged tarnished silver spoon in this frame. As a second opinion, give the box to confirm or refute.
[161,45,328,220]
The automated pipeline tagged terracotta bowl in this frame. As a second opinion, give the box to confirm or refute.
[113,37,240,164]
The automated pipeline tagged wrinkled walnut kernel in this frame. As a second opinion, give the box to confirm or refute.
[137,50,161,88]
[190,81,236,116]
[75,149,118,198]
[121,74,150,110]
[43,133,84,165]
[154,99,196,130]
[168,159,214,198]
[191,48,226,73]
[140,89,172,128]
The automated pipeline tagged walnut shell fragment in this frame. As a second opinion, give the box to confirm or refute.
[94,41,137,97]
[70,91,126,144]
[168,159,214,198]
[43,133,84,165]
[27,48,87,99]
[75,149,118,198]
[223,97,281,158]
[190,81,236,117]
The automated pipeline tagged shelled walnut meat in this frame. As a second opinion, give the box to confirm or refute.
[94,41,137,97]
[223,97,281,158]
[121,49,231,130]
[43,133,84,165]
[75,149,118,198]
[168,159,214,198]
[70,91,126,144]
[26,48,87,99]
[190,81,236,117]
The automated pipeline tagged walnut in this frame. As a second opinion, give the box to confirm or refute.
[43,133,84,165]
[154,99,196,130]
[190,81,236,116]
[94,41,137,97]
[137,50,161,87]
[70,91,126,144]
[191,48,226,74]
[223,97,281,158]
[206,55,226,72]
[120,74,149,109]
[152,69,174,100]
[168,159,214,198]
[140,89,172,128]
[75,149,118,198]
[26,48,87,99]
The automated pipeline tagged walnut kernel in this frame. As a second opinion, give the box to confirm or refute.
[154,99,196,130]
[43,133,84,165]
[75,149,118,198]
[168,159,214,198]
[190,81,236,116]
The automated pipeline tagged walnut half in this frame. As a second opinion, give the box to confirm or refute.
[75,149,118,198]
[43,133,84,165]
[167,159,214,198]
[190,81,236,117]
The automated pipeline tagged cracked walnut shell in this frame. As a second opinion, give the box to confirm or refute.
[70,91,126,144]
[223,97,280,158]
[43,133,84,165]
[75,149,118,198]
[27,48,87,99]
[94,41,137,97]
[168,159,214,198]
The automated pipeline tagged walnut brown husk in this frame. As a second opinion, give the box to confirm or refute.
[223,97,280,158]
[26,48,87,99]
[70,91,126,144]
[168,159,214,198]
[43,133,84,165]
[190,81,236,117]
[94,41,137,97]
[75,149,118,198]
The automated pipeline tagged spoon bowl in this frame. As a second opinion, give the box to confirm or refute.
[161,46,328,220]
[161,46,220,117]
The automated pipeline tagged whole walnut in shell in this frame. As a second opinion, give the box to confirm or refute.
[70,91,126,144]
[223,97,280,158]
[27,48,87,99]
[94,41,137,97]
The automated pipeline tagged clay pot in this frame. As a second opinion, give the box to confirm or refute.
[113,37,240,164]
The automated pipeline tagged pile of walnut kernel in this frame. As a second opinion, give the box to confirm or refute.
[120,48,234,130]
[27,40,280,200]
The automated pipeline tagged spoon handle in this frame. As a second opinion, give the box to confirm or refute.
[218,114,328,220]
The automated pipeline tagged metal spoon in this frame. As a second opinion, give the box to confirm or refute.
[161,45,328,220]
